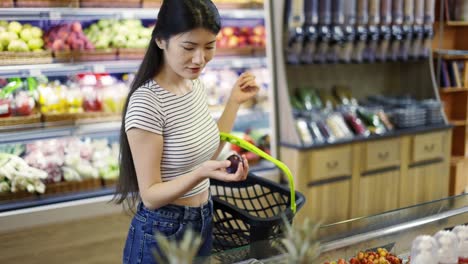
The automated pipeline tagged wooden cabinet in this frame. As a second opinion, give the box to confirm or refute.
[281,129,452,224]
[363,138,401,172]
[305,178,351,225]
[281,145,353,225]
[400,161,450,208]
[354,170,400,218]
[411,132,446,163]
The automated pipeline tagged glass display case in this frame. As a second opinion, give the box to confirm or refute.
[210,193,468,264]
[0,1,278,216]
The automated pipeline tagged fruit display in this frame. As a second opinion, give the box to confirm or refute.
[324,248,402,264]
[23,137,119,184]
[37,74,128,115]
[0,20,45,52]
[84,19,153,50]
[201,67,270,108]
[0,77,38,118]
[0,153,48,194]
[45,22,94,52]
[216,24,266,51]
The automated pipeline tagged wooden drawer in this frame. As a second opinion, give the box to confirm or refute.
[309,145,352,181]
[412,132,445,163]
[363,138,401,172]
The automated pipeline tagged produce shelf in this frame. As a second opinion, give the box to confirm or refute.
[0,7,264,21]
[0,57,268,78]
[446,21,468,27]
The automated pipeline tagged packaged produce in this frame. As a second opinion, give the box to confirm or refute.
[343,111,370,136]
[434,231,459,264]
[452,225,468,264]
[410,235,439,264]
[0,153,47,194]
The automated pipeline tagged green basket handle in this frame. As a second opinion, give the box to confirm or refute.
[219,132,297,214]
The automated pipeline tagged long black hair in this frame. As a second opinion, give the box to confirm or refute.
[113,0,221,210]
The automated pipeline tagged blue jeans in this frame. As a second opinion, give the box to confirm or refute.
[122,198,213,264]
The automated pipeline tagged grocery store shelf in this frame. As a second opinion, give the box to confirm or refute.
[433,49,468,60]
[439,87,468,93]
[449,120,467,126]
[0,121,122,144]
[0,107,269,143]
[281,123,453,150]
[0,57,268,78]
[0,160,276,214]
[446,21,468,26]
[0,8,264,21]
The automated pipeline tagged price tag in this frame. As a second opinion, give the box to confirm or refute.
[232,59,243,68]
[93,64,106,73]
[49,11,62,20]
[29,69,42,77]
[122,11,135,19]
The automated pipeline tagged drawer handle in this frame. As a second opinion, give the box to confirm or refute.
[326,161,339,170]
[424,143,435,152]
[378,151,390,160]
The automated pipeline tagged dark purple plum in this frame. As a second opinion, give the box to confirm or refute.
[226,154,243,174]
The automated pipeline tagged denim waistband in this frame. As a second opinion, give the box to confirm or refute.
[138,197,212,222]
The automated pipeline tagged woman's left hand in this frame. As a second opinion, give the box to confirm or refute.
[229,72,260,105]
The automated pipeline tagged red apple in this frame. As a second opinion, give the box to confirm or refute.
[71,22,82,33]
[227,36,239,48]
[238,35,247,47]
[221,27,235,37]
[253,25,265,36]
[239,26,252,36]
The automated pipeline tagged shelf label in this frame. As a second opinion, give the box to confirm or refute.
[93,64,106,73]
[29,69,42,77]
[232,59,244,68]
[121,11,135,19]
[49,11,62,20]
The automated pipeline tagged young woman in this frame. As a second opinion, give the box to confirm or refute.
[114,0,260,263]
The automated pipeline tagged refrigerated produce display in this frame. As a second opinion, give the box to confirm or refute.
[0,0,277,212]
[210,194,468,264]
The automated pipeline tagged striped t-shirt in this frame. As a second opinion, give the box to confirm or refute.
[125,79,219,198]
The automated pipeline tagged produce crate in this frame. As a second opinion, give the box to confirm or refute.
[118,48,146,60]
[42,178,102,196]
[0,190,38,202]
[0,113,42,128]
[0,0,14,7]
[15,0,79,7]
[75,111,121,124]
[80,0,141,8]
[142,0,161,8]
[216,47,254,56]
[74,49,118,62]
[252,47,266,56]
[102,178,117,188]
[0,51,53,66]
[41,112,78,126]
[53,49,118,62]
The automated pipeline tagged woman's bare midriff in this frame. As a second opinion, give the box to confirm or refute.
[171,189,209,207]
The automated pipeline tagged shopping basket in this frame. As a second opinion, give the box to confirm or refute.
[211,132,306,258]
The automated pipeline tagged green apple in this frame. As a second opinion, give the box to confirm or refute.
[111,35,127,48]
[8,21,22,34]
[30,27,43,38]
[0,42,3,51]
[28,38,43,50]
[0,31,17,47]
[0,21,8,28]
[8,39,29,52]
[20,28,33,42]
[22,23,32,29]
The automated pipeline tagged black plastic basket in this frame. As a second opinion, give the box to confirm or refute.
[210,173,306,258]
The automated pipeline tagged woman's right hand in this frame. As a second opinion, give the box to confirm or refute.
[197,158,248,182]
